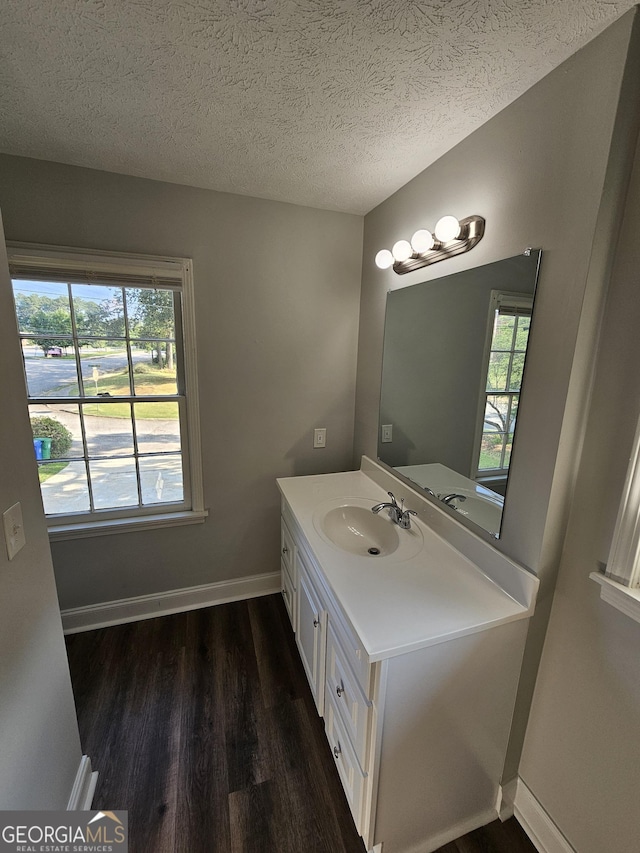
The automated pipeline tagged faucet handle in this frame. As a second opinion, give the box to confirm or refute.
[387,491,399,507]
[398,507,417,529]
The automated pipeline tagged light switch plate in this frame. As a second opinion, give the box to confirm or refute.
[3,502,26,560]
[381,424,393,443]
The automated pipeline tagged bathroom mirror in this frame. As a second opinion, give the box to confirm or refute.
[378,249,541,538]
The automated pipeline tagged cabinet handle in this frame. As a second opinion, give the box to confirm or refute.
[336,683,344,698]
[282,545,288,555]
[333,744,341,759]
[281,588,288,598]
[313,618,320,628]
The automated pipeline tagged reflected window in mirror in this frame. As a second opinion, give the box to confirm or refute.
[475,292,533,485]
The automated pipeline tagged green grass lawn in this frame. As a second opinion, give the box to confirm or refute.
[38,461,69,483]
[70,366,179,419]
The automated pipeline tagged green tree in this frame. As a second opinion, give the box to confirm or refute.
[74,296,125,347]
[29,307,72,354]
[128,289,175,368]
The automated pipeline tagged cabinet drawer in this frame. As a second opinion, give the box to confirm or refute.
[326,622,372,769]
[281,559,295,629]
[325,686,366,835]
[326,605,372,699]
[280,518,295,583]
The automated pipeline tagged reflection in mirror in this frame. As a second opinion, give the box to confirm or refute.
[378,249,541,538]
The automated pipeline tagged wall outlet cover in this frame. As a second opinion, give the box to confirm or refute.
[314,428,327,448]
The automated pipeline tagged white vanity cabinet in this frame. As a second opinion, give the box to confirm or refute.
[280,515,297,630]
[278,479,536,853]
[295,546,327,714]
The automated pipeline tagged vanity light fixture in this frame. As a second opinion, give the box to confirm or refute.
[376,214,485,275]
[391,240,413,262]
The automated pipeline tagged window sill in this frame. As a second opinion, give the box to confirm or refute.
[48,509,208,541]
[590,572,640,624]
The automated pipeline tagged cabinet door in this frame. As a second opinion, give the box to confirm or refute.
[296,554,326,715]
[281,558,296,630]
[280,518,295,583]
[280,518,297,632]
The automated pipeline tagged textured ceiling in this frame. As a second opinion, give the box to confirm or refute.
[0,1,636,214]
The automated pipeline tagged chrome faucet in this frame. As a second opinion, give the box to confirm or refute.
[439,493,467,510]
[372,491,418,529]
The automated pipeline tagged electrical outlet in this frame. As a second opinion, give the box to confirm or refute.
[313,428,327,449]
[3,502,26,561]
[381,424,393,443]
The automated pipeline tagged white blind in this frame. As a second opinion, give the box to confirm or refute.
[8,248,183,290]
[495,292,533,315]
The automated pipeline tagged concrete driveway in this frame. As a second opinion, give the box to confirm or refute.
[32,403,183,514]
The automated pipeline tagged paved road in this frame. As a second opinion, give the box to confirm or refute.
[23,348,149,397]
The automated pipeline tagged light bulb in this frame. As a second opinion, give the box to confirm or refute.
[375,249,394,269]
[392,240,413,262]
[434,215,461,243]
[410,229,435,253]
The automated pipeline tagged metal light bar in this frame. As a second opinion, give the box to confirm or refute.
[378,215,486,275]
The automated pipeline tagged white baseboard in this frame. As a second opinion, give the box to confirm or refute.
[513,777,575,853]
[67,755,98,810]
[61,571,280,634]
[389,807,498,853]
[366,779,572,853]
[496,777,517,820]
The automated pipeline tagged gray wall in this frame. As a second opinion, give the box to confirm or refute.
[518,96,640,853]
[0,157,363,609]
[0,214,83,807]
[355,5,639,794]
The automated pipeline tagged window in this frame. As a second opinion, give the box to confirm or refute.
[475,291,533,478]
[591,409,640,623]
[9,245,205,538]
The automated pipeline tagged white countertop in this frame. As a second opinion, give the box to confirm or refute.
[277,468,537,662]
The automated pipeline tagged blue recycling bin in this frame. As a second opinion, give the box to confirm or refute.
[33,438,43,460]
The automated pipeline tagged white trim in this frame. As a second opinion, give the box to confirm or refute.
[179,257,205,516]
[49,508,208,541]
[8,241,206,527]
[513,777,575,853]
[61,571,280,633]
[365,776,573,853]
[590,571,640,624]
[67,755,98,810]
[495,777,517,820]
[605,411,640,587]
[386,808,498,853]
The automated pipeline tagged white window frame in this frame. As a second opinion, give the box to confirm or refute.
[591,411,640,623]
[472,290,533,481]
[8,242,207,540]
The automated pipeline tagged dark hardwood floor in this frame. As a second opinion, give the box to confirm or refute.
[65,594,536,853]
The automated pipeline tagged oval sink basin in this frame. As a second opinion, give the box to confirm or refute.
[322,505,400,556]
[312,497,423,560]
